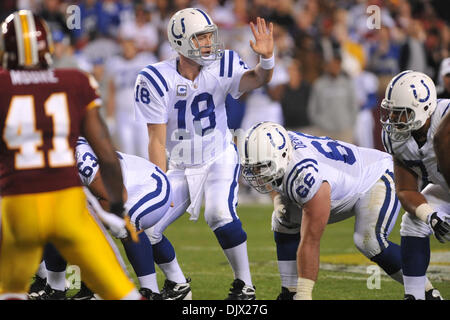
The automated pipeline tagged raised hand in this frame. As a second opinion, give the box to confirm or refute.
[249,17,274,59]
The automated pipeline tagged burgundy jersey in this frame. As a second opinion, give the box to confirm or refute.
[0,68,101,196]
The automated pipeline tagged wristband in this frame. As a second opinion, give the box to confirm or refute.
[294,277,315,300]
[415,203,434,223]
[260,54,275,70]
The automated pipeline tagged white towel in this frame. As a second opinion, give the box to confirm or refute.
[185,164,210,221]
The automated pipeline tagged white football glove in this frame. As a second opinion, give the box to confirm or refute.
[83,187,138,242]
[427,211,450,243]
[273,194,300,229]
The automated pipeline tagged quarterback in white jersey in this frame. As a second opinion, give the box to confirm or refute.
[239,122,404,300]
[380,70,448,300]
[134,8,275,299]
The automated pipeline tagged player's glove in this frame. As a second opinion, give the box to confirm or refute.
[83,187,139,242]
[427,212,450,243]
[273,194,300,229]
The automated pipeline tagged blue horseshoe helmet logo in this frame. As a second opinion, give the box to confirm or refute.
[171,18,185,39]
[410,79,430,103]
[266,128,286,150]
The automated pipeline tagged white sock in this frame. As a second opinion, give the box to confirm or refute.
[121,289,142,300]
[138,273,159,293]
[223,242,252,287]
[403,275,426,299]
[277,260,298,290]
[157,257,186,284]
[46,270,66,291]
[36,261,48,279]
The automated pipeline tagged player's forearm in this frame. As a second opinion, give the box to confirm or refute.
[396,190,428,218]
[148,141,167,172]
[253,63,273,87]
[433,114,450,187]
[297,239,321,281]
[97,159,125,209]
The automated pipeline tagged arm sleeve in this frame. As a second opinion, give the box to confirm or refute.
[133,71,168,124]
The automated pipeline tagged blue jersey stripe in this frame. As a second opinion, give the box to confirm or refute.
[146,65,168,92]
[139,70,164,97]
[220,54,225,77]
[134,168,170,230]
[285,159,318,201]
[195,8,211,25]
[228,50,234,78]
[387,70,411,100]
[375,175,394,250]
[442,101,450,117]
[228,161,240,220]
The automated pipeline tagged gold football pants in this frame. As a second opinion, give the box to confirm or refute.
[0,187,135,299]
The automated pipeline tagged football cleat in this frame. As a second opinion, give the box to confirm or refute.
[160,278,192,300]
[425,288,444,300]
[28,276,47,300]
[36,284,66,300]
[276,287,296,300]
[404,294,416,300]
[139,288,163,300]
[69,281,96,300]
[225,279,256,300]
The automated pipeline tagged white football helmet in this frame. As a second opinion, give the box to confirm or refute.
[238,122,292,194]
[380,70,437,141]
[167,8,224,66]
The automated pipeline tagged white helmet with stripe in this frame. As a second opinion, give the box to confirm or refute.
[167,8,224,66]
[238,122,292,193]
[380,70,437,141]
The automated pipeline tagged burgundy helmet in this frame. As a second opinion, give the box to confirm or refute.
[0,10,54,69]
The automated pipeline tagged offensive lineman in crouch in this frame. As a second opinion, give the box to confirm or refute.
[33,137,190,300]
[380,70,449,300]
[134,8,274,299]
[238,121,440,300]
[0,11,141,299]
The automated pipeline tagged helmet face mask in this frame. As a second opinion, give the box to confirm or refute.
[242,160,283,194]
[380,99,419,141]
[168,8,224,66]
[188,28,224,63]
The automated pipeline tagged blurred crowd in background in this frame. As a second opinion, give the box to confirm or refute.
[1,0,449,157]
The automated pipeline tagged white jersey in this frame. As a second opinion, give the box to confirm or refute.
[382,99,450,190]
[134,50,249,167]
[281,132,393,215]
[106,52,156,113]
[75,137,169,226]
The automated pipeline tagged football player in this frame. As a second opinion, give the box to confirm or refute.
[0,11,141,300]
[134,8,274,299]
[238,121,440,300]
[32,137,191,300]
[380,70,449,300]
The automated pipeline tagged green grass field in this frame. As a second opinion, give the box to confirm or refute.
[104,204,449,300]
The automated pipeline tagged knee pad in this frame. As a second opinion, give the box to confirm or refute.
[400,212,432,238]
[353,231,382,259]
